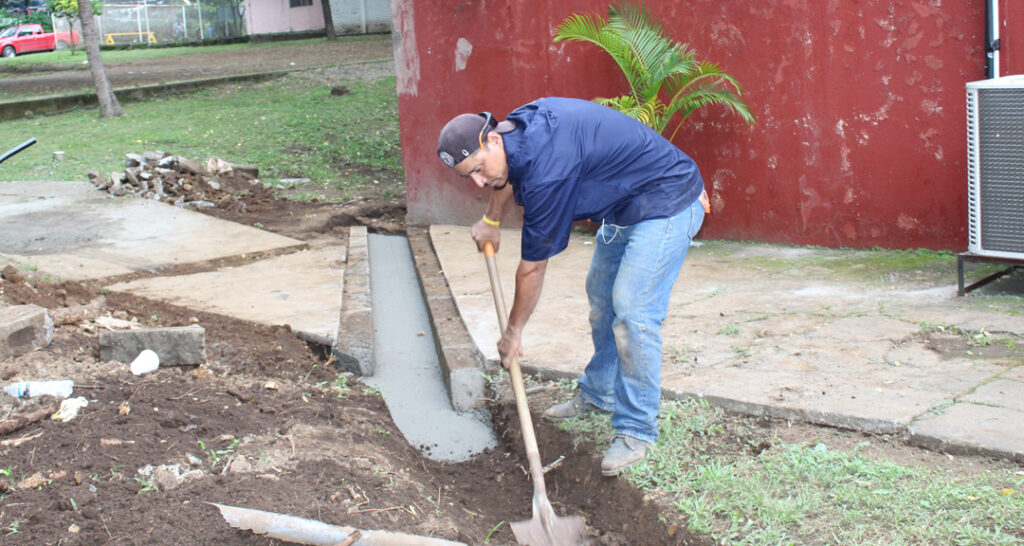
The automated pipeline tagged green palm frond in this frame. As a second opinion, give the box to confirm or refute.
[554,1,754,137]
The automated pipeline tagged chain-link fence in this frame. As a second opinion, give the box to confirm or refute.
[47,1,245,47]
[98,2,243,45]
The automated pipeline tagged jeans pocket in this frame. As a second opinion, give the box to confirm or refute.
[687,201,706,239]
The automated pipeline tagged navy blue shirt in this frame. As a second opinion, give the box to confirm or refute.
[502,97,704,261]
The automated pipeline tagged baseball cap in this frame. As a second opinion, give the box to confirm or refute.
[436,112,496,168]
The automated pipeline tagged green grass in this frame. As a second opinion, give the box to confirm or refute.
[558,397,1024,545]
[0,35,386,72]
[0,72,402,194]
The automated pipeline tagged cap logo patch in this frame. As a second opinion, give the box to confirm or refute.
[439,151,455,167]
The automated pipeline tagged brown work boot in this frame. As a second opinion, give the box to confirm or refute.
[542,392,604,422]
[601,434,650,476]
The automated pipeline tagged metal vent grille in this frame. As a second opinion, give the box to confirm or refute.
[975,87,1024,255]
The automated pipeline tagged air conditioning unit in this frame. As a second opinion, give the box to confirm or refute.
[965,75,1024,259]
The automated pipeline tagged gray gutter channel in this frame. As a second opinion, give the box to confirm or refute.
[335,226,489,414]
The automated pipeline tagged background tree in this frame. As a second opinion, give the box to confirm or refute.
[554,1,753,143]
[320,0,335,40]
[76,0,122,118]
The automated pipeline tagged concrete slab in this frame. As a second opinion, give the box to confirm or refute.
[910,403,1024,462]
[965,379,1024,413]
[108,246,346,346]
[0,181,303,280]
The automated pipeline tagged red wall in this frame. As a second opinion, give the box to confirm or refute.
[392,0,1022,250]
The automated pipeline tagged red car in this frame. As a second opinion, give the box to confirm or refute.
[0,23,57,58]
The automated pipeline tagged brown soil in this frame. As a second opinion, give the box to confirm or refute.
[0,35,395,97]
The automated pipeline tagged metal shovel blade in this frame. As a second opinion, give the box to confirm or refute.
[510,497,587,546]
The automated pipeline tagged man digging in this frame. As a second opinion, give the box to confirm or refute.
[437,97,707,476]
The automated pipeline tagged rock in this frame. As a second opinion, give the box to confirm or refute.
[225,457,253,474]
[98,325,206,366]
[124,153,145,168]
[123,168,140,188]
[157,155,177,169]
[0,304,54,359]
[176,156,208,176]
[142,151,166,165]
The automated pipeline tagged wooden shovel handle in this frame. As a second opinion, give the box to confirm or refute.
[482,241,549,498]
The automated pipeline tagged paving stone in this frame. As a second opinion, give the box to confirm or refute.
[910,402,1024,462]
[0,304,53,359]
[99,326,206,366]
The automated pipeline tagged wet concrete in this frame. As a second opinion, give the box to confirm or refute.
[364,233,495,462]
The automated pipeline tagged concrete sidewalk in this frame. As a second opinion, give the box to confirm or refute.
[0,181,346,347]
[426,224,1024,463]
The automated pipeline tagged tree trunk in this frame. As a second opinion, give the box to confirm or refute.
[78,0,122,119]
[320,0,336,40]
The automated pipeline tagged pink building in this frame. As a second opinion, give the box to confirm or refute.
[244,0,325,34]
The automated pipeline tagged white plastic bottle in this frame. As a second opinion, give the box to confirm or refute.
[2,379,74,398]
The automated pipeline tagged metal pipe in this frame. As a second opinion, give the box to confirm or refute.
[986,0,1000,78]
[0,138,36,166]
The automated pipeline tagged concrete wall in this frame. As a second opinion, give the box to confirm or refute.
[244,0,324,35]
[393,0,1023,250]
[328,0,391,34]
[244,0,389,35]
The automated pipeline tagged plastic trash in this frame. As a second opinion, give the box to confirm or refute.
[52,397,89,421]
[130,349,160,375]
[2,379,74,398]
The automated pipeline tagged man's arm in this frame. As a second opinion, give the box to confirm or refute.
[471,184,515,251]
[497,257,548,368]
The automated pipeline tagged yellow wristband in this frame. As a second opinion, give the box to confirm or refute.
[482,214,500,227]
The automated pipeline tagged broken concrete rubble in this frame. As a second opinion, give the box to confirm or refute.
[0,304,54,359]
[88,151,262,209]
[99,325,206,366]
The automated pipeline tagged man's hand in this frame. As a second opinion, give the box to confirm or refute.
[471,218,501,252]
[497,327,524,369]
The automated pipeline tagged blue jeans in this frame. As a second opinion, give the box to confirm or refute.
[577,199,705,443]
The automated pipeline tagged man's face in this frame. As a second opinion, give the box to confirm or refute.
[453,132,509,190]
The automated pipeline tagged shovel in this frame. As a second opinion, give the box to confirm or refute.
[482,241,587,546]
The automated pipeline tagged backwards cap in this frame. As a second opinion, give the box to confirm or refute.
[436,112,495,168]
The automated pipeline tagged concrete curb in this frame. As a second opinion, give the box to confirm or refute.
[334,226,374,376]
[0,58,392,121]
[406,227,487,412]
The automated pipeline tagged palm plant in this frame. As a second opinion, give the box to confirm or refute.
[554,2,754,141]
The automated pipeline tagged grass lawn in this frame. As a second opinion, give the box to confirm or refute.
[0,70,402,198]
[556,393,1024,545]
[0,35,385,72]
